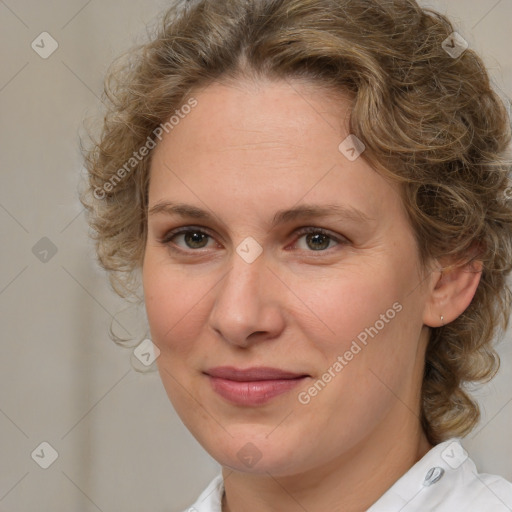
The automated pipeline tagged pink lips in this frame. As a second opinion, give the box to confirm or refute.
[205,366,308,406]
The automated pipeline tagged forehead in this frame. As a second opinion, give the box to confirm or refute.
[172,77,350,151]
[148,78,402,226]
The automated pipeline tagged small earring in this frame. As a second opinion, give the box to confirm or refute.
[440,315,445,326]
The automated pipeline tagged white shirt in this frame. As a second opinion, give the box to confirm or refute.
[182,439,512,511]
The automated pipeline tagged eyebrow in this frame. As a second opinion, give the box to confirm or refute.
[148,201,373,228]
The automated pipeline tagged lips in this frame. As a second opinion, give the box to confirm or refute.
[205,366,308,381]
[204,366,309,406]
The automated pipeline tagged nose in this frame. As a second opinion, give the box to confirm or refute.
[208,249,285,348]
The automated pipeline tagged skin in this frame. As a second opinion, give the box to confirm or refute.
[142,77,482,512]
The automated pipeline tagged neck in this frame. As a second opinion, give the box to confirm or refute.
[221,424,432,512]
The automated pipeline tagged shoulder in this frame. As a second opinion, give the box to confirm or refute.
[368,439,512,511]
[180,473,224,512]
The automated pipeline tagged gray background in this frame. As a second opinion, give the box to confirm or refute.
[0,1,511,511]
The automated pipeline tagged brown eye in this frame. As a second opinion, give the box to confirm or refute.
[293,228,344,252]
[160,228,215,251]
[181,231,209,249]
[304,232,331,251]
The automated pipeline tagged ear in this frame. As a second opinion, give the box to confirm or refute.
[423,258,483,328]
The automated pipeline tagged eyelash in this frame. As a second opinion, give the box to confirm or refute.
[157,225,347,255]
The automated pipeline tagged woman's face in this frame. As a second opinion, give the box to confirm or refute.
[143,78,433,476]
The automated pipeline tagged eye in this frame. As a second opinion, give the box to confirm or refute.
[158,226,347,254]
[158,227,217,252]
[292,227,345,252]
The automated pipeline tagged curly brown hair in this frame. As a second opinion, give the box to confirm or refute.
[80,0,512,445]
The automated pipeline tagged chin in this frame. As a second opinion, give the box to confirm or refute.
[195,428,306,476]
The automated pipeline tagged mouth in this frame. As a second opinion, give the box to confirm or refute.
[204,366,310,406]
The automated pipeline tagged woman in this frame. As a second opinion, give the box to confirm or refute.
[81,0,512,510]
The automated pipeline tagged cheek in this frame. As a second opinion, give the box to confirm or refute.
[289,260,421,398]
[142,257,216,363]
[143,258,191,352]
[290,270,419,438]
[289,266,404,348]
[142,264,207,412]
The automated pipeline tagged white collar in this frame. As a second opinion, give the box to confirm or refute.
[186,439,512,511]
